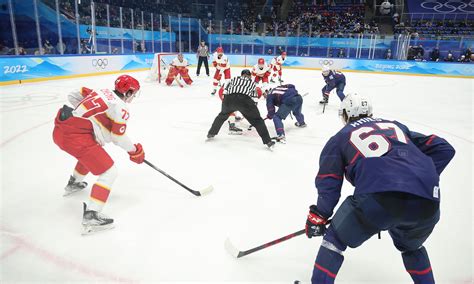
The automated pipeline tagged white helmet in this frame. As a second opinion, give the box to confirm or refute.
[322,64,330,76]
[339,93,373,124]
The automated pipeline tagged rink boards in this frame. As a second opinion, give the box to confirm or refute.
[1,53,473,85]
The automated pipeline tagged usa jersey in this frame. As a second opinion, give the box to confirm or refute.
[266,84,299,116]
[322,70,345,88]
[315,117,455,218]
[69,87,135,152]
[212,53,230,70]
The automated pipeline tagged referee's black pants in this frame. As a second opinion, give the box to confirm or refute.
[208,93,272,145]
[196,56,209,76]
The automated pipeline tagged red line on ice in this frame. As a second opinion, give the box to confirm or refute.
[0,120,52,148]
[1,228,134,283]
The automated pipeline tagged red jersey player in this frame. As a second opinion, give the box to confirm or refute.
[165,53,193,87]
[211,47,231,95]
[52,75,144,235]
[270,51,287,83]
[251,58,271,89]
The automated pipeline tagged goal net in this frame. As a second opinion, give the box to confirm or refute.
[145,52,178,83]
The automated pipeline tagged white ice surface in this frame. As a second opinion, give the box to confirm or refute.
[0,68,472,283]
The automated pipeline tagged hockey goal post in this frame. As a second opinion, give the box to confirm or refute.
[146,52,179,83]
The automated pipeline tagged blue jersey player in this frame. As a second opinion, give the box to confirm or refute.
[265,84,306,142]
[304,93,455,284]
[320,65,346,104]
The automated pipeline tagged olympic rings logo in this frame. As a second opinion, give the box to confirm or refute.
[420,0,474,13]
[92,58,108,70]
[319,59,334,66]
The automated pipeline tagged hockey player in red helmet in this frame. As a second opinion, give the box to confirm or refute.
[270,51,287,83]
[52,74,144,235]
[251,58,271,90]
[211,46,231,95]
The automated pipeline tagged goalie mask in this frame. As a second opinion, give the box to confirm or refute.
[339,93,373,124]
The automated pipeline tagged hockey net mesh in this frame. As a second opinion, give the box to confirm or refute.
[145,53,178,83]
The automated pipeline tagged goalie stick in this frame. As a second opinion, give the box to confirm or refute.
[144,159,213,196]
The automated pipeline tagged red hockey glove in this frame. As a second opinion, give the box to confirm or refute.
[212,61,217,67]
[305,205,329,238]
[128,143,145,164]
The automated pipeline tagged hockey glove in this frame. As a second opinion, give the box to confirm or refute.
[128,143,145,164]
[305,205,329,238]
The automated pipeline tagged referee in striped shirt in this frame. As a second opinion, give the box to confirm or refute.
[207,69,275,149]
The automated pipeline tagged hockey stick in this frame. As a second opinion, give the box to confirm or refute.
[144,160,213,196]
[225,220,332,258]
[225,229,305,258]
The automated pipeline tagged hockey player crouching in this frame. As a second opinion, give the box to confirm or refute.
[165,53,193,87]
[251,58,271,89]
[52,75,145,235]
[320,64,346,104]
[305,93,455,283]
[211,47,231,96]
[270,51,286,84]
[265,84,306,143]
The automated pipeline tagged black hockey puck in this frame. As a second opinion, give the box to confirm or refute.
[294,281,300,284]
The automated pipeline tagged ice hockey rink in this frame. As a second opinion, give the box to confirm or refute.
[1,67,472,283]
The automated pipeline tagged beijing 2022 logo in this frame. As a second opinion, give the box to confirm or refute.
[92,58,108,70]
[420,0,474,13]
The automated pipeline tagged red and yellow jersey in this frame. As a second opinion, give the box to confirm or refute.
[171,58,189,69]
[212,52,230,70]
[69,87,135,152]
[251,63,271,77]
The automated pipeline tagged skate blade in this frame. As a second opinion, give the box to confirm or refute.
[63,188,85,197]
[228,132,243,135]
[81,223,115,236]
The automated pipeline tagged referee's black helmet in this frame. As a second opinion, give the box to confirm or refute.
[241,69,251,77]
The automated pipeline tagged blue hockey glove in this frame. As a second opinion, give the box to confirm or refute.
[305,205,329,238]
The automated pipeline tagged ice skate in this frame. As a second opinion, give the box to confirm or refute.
[319,95,329,104]
[272,134,286,144]
[228,122,243,135]
[266,140,276,151]
[295,122,307,128]
[211,89,216,96]
[81,203,114,235]
[206,133,215,140]
[64,175,87,197]
[278,77,284,84]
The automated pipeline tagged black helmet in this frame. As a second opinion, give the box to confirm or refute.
[241,69,251,76]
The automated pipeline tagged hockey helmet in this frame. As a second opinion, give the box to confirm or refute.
[258,58,265,66]
[114,75,140,103]
[241,69,251,77]
[339,93,373,124]
[216,47,224,54]
[322,64,331,76]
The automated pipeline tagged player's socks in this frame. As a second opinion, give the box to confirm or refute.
[402,247,435,284]
[312,245,344,284]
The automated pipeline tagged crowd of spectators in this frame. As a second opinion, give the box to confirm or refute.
[272,2,378,37]
[393,19,474,38]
